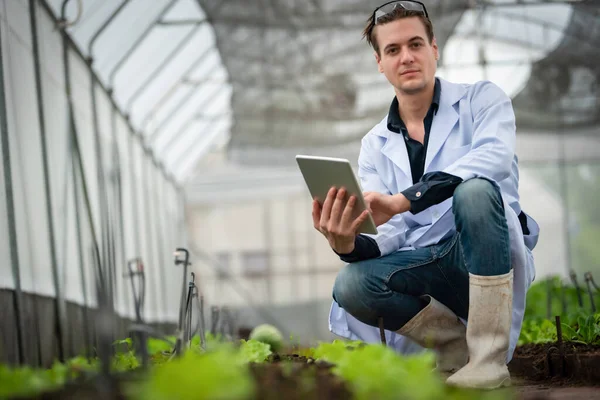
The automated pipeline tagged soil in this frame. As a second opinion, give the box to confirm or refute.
[517,386,600,400]
[249,353,352,400]
[509,342,600,384]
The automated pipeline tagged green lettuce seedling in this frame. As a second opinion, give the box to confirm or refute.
[249,324,284,352]
[132,345,254,400]
[239,339,272,363]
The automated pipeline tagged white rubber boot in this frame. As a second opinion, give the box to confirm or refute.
[446,271,513,389]
[397,296,468,376]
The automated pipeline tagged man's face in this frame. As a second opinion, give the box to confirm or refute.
[374,17,439,95]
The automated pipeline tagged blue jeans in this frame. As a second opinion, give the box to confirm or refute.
[332,179,511,331]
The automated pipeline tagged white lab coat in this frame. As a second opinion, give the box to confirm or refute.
[328,78,540,363]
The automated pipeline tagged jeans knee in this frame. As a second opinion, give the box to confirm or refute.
[333,263,362,308]
[453,178,503,225]
[332,262,382,321]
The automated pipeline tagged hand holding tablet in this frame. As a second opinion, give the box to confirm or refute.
[296,155,378,236]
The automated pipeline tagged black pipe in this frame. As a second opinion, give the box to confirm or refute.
[60,0,105,308]
[546,278,553,319]
[30,0,69,362]
[87,0,131,314]
[129,132,141,268]
[197,293,206,350]
[153,164,170,317]
[584,272,597,313]
[142,148,161,320]
[174,248,190,356]
[185,279,194,345]
[211,306,220,336]
[71,155,92,359]
[560,281,568,316]
[110,111,125,312]
[0,10,26,366]
[569,270,584,307]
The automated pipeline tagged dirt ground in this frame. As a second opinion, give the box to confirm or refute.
[511,343,600,400]
[250,354,352,400]
[516,380,600,400]
[260,353,600,400]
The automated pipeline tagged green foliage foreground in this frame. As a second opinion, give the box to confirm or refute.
[518,277,600,346]
[0,337,512,400]
[5,276,598,400]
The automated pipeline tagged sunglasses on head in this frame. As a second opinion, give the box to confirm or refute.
[373,1,429,24]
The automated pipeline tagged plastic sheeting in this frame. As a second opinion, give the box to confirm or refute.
[190,0,599,166]
[46,0,231,182]
[0,0,186,325]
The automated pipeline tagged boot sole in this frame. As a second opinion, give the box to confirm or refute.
[447,376,511,391]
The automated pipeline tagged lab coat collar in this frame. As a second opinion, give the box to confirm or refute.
[375,78,468,178]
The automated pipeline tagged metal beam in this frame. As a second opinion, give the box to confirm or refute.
[87,0,131,56]
[157,18,209,25]
[152,164,169,317]
[163,120,227,167]
[0,6,26,365]
[484,8,600,50]
[60,0,106,362]
[31,0,78,362]
[163,119,230,166]
[125,23,205,111]
[171,128,228,179]
[161,105,230,156]
[39,0,177,189]
[87,0,132,321]
[140,47,215,134]
[107,0,180,88]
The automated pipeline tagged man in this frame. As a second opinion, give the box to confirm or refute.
[311,1,539,390]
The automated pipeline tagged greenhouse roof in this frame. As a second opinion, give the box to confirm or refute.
[51,0,599,180]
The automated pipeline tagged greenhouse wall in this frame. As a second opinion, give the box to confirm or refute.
[0,0,186,366]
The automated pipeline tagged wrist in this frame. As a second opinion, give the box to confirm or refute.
[392,193,410,214]
[334,240,355,255]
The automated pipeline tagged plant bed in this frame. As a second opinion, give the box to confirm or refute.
[3,339,513,400]
[509,342,600,385]
[249,354,352,400]
[7,359,350,400]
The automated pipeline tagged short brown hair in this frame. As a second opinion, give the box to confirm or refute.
[363,9,435,55]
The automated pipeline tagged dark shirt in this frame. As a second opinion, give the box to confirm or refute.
[388,78,463,213]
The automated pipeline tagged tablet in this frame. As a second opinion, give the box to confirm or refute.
[295,155,378,235]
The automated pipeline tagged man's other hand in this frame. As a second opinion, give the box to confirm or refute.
[312,187,369,254]
[363,192,410,226]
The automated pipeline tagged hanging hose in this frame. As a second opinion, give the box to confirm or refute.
[196,293,207,351]
[211,306,221,336]
[174,248,190,356]
[584,272,597,313]
[569,270,584,308]
[546,279,553,319]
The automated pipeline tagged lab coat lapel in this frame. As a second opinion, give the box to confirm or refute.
[379,130,412,182]
[424,79,466,172]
